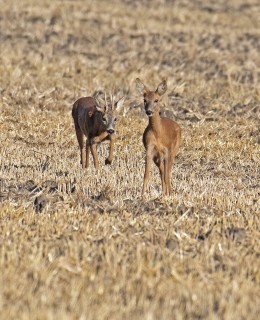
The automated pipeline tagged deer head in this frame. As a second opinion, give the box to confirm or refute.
[95,93,125,134]
[136,78,167,117]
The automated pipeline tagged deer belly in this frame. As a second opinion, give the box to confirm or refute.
[151,145,167,165]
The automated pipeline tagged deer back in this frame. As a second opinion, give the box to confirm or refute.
[72,97,106,138]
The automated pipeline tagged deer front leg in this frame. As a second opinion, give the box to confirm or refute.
[91,131,108,144]
[105,134,115,165]
[142,148,153,196]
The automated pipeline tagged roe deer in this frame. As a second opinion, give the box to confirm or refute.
[136,78,181,196]
[72,94,124,169]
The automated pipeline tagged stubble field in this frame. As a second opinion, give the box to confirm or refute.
[0,0,259,319]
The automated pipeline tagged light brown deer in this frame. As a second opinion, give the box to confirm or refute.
[72,94,124,169]
[136,78,181,196]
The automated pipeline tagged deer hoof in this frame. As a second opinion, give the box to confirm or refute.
[105,158,112,165]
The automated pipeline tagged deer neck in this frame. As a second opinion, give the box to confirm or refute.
[148,111,162,136]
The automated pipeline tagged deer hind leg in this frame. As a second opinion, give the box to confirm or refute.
[74,124,86,168]
[165,156,174,196]
[105,134,115,165]
[90,143,99,170]
[164,158,170,196]
[157,157,166,195]
[161,149,172,196]
[86,139,91,168]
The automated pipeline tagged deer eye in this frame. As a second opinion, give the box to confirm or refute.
[154,99,158,103]
[114,117,117,121]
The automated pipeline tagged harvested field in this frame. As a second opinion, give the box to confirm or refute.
[0,0,259,319]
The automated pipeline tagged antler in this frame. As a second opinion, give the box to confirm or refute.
[104,92,107,108]
[112,92,115,109]
[107,92,115,110]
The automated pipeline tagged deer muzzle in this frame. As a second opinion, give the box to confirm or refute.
[146,110,153,117]
[107,129,114,134]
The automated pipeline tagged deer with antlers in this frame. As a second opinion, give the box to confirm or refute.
[72,93,124,170]
[136,78,181,196]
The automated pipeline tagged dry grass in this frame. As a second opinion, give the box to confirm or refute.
[0,0,259,319]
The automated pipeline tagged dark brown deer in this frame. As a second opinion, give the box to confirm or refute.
[72,94,124,169]
[136,78,181,196]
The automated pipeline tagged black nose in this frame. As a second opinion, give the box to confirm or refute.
[146,110,152,116]
[107,129,114,134]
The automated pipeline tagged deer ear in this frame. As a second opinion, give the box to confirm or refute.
[136,78,147,95]
[95,97,106,113]
[156,80,167,96]
[115,96,125,112]
[88,110,94,117]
